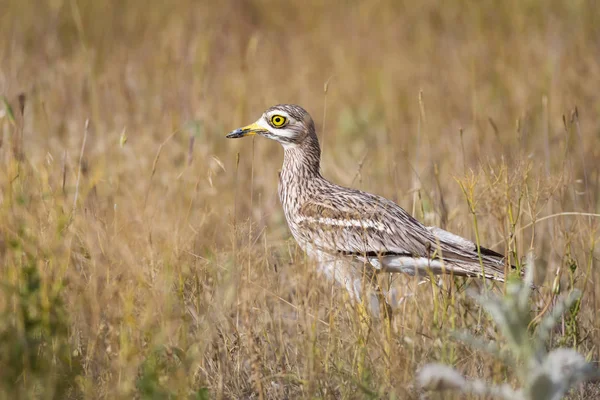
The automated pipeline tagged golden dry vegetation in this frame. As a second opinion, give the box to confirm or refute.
[1,0,599,398]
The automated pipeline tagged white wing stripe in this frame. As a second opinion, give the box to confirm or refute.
[298,215,394,234]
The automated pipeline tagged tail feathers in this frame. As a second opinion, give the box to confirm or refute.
[427,226,504,259]
[365,254,506,281]
[348,226,510,282]
[426,226,512,274]
[426,226,478,252]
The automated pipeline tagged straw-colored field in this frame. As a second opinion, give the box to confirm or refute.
[1,0,599,398]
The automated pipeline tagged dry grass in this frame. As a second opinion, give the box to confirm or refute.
[1,0,599,398]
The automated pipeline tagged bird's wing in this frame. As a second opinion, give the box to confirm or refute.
[297,195,422,257]
[296,190,507,280]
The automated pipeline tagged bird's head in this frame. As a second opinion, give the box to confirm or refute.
[226,104,316,148]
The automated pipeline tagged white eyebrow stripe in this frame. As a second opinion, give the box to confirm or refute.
[298,216,394,234]
[257,114,296,138]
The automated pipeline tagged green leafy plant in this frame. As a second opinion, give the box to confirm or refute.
[417,254,599,400]
[0,258,82,398]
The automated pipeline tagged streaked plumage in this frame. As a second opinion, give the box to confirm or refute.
[227,104,509,314]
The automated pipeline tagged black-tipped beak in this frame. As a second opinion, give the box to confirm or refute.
[226,122,267,139]
[225,128,248,139]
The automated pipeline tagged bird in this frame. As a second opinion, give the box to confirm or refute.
[226,104,510,316]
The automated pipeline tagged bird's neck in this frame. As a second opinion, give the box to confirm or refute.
[278,133,325,230]
[281,134,322,182]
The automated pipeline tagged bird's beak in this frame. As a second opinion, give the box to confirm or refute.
[226,122,268,139]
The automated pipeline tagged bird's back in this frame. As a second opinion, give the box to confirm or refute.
[285,176,508,280]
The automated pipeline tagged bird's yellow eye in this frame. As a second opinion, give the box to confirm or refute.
[270,115,287,127]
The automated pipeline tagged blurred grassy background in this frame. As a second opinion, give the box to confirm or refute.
[1,0,599,398]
